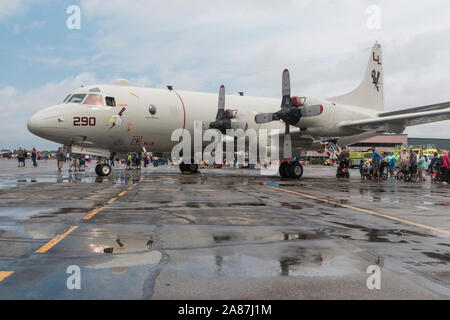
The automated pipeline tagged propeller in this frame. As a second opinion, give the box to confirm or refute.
[254,69,323,135]
[206,85,247,134]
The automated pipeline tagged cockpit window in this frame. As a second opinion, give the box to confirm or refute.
[63,94,71,102]
[83,94,104,106]
[67,94,87,103]
[105,96,116,107]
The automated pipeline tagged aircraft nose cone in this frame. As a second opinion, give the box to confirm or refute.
[27,113,40,135]
[27,105,68,140]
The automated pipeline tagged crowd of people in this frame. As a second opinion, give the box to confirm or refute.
[55,149,166,172]
[336,146,450,183]
[15,146,50,168]
[11,144,450,183]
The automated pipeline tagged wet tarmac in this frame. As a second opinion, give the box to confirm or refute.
[0,159,449,299]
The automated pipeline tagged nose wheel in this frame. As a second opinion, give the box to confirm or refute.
[95,163,112,176]
[279,160,303,179]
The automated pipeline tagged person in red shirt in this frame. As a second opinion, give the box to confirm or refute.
[441,152,450,182]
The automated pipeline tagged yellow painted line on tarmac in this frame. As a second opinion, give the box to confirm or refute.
[83,182,141,220]
[82,207,104,220]
[35,226,78,253]
[106,197,117,205]
[0,271,14,282]
[267,186,450,236]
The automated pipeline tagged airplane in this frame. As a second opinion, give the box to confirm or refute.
[27,42,450,178]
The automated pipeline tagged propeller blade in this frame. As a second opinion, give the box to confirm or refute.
[300,104,323,117]
[282,69,291,106]
[215,85,226,120]
[255,113,279,124]
[218,85,225,110]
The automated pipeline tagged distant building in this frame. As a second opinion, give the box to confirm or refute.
[349,134,407,152]
[308,134,450,162]
[407,137,450,150]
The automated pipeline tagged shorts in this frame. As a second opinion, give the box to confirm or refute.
[373,161,380,171]
[410,165,418,174]
[389,165,395,172]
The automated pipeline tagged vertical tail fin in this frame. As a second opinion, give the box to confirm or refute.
[329,42,384,111]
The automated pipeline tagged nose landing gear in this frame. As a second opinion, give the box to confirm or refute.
[279,160,303,179]
[95,163,112,176]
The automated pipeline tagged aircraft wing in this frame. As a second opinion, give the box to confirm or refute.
[339,105,450,133]
[378,101,450,117]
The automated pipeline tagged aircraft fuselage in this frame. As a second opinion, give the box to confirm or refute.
[27,84,377,156]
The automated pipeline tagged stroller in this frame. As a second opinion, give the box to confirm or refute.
[336,160,350,179]
[396,167,411,182]
[360,162,372,180]
[378,160,389,180]
[431,160,448,183]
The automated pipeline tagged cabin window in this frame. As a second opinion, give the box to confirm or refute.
[83,94,104,106]
[105,96,116,107]
[67,94,87,103]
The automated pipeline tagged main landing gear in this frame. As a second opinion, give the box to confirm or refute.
[279,160,303,179]
[179,163,199,174]
[95,163,112,176]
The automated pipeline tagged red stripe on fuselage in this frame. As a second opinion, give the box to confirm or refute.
[172,90,186,134]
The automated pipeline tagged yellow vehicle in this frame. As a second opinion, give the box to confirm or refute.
[349,151,373,168]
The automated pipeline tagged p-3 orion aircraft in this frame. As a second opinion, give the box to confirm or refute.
[28,43,450,177]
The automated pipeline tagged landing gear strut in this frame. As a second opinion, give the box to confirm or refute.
[179,163,199,174]
[279,160,303,179]
[95,163,112,176]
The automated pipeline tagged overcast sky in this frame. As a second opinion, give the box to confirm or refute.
[1,0,450,150]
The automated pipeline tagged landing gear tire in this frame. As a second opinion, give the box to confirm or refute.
[97,164,111,177]
[179,163,199,174]
[95,164,101,176]
[279,161,303,179]
[279,161,289,178]
[288,161,303,179]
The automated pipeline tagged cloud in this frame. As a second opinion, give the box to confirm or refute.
[0,0,24,21]
[2,0,450,149]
